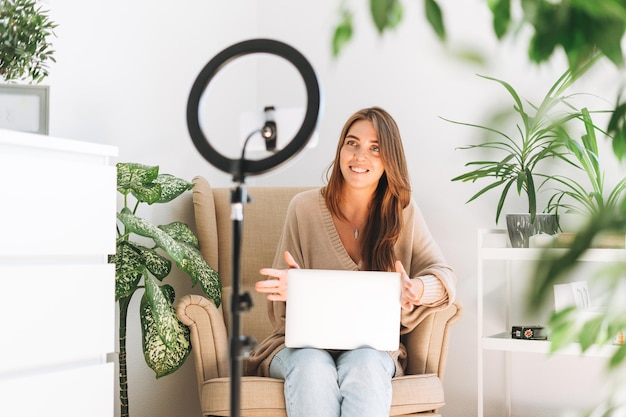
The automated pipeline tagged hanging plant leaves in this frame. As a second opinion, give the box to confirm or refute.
[488,0,510,39]
[140,279,191,378]
[425,0,446,41]
[370,0,403,34]
[522,0,626,69]
[332,9,353,57]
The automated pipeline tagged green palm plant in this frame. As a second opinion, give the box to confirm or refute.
[528,196,626,416]
[111,162,221,417]
[547,107,626,219]
[448,61,598,225]
[527,108,626,416]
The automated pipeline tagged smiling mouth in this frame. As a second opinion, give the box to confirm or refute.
[350,166,368,173]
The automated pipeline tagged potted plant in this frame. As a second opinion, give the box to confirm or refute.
[446,60,599,247]
[528,171,626,417]
[546,107,626,237]
[0,0,57,83]
[111,162,221,417]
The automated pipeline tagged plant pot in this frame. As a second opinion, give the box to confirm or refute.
[557,212,587,233]
[505,213,558,248]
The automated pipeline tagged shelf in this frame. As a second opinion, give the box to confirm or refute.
[477,228,625,417]
[482,333,619,358]
[478,229,626,262]
[480,247,626,262]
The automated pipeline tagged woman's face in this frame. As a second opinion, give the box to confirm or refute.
[339,119,385,192]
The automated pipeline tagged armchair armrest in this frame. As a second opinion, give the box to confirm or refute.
[403,302,462,379]
[176,294,230,391]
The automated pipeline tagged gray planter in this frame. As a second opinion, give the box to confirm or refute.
[506,213,558,248]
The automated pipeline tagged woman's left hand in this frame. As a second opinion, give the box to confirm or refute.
[396,260,424,311]
[256,251,300,302]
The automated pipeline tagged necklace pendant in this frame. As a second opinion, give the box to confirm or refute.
[354,228,359,239]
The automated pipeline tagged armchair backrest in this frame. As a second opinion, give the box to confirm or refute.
[191,176,312,344]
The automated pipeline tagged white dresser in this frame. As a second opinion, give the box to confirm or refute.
[0,129,118,417]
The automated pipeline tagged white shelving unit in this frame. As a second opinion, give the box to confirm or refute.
[0,129,118,417]
[477,229,624,417]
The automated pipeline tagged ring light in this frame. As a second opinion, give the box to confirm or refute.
[187,38,321,181]
[186,39,322,417]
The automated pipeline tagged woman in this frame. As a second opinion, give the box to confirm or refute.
[247,107,456,417]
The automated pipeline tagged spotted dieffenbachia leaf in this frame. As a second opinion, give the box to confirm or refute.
[140,279,190,378]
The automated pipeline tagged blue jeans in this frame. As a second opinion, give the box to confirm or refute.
[269,347,395,417]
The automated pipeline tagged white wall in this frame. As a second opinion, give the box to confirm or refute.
[45,1,624,417]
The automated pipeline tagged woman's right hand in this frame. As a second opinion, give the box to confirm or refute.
[255,251,300,301]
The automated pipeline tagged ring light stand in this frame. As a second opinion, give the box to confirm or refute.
[187,39,321,417]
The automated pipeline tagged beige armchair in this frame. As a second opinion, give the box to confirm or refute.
[176,176,462,417]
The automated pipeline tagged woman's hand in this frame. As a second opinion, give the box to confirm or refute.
[396,260,424,311]
[255,251,300,301]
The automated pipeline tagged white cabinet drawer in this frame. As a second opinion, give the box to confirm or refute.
[0,152,116,257]
[0,264,114,373]
[0,363,114,417]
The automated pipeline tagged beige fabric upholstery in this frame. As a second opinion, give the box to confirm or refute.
[176,176,462,417]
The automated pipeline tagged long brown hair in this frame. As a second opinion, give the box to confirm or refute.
[323,107,412,271]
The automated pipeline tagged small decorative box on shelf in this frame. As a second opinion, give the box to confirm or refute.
[511,325,547,340]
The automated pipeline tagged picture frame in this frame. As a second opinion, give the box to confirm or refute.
[0,84,49,135]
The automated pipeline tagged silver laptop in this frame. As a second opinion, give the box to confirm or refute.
[285,269,401,351]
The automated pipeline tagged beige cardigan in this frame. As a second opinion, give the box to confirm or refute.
[245,189,456,377]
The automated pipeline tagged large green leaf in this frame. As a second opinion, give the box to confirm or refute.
[140,279,190,378]
[118,211,221,307]
[154,174,194,203]
[159,221,199,249]
[116,163,162,204]
[135,244,172,281]
[111,240,145,300]
[177,242,222,308]
[117,211,186,263]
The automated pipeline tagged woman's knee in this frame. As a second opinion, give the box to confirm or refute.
[271,348,337,381]
[336,348,395,379]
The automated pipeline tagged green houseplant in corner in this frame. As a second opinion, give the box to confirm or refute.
[0,0,57,83]
[547,107,626,235]
[447,60,599,247]
[528,148,626,417]
[111,163,221,417]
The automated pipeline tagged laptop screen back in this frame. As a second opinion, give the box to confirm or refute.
[285,269,401,351]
